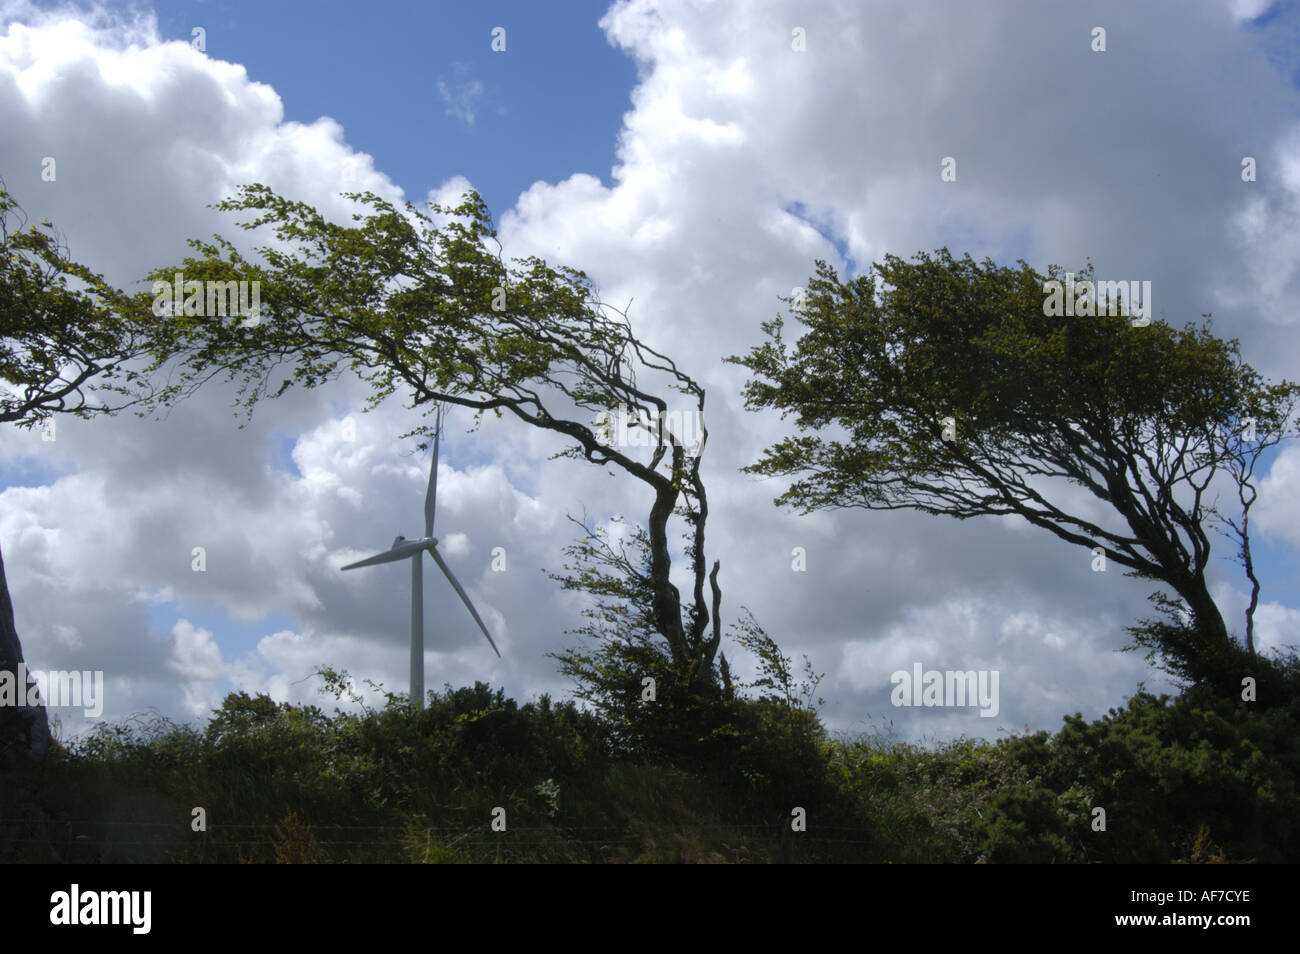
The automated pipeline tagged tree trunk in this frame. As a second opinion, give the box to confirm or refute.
[1171,571,1253,698]
[647,478,690,667]
[0,542,50,767]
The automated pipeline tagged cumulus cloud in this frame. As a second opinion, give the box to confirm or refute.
[168,619,225,680]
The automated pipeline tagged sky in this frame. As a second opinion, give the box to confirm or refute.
[2,0,1299,748]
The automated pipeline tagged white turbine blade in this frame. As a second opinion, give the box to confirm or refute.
[424,405,441,538]
[428,546,501,658]
[341,538,429,570]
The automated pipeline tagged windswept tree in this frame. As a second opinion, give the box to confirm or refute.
[545,511,727,755]
[546,511,828,773]
[147,184,726,705]
[728,250,1299,700]
[1,181,184,765]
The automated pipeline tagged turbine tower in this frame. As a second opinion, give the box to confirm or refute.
[341,405,500,708]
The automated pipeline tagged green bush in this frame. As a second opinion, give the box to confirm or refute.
[1000,686,1300,863]
[6,657,1297,863]
[973,786,1076,863]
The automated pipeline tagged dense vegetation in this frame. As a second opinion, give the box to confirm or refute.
[3,662,1296,863]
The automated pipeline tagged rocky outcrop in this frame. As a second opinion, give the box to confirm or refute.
[0,543,51,768]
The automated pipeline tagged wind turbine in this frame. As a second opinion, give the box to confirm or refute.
[341,405,500,709]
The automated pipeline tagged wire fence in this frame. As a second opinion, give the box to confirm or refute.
[1,818,878,855]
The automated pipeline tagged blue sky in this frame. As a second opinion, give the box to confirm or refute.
[140,0,636,227]
[3,0,1300,745]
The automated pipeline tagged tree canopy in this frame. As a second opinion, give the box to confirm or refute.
[149,183,725,699]
[0,181,179,430]
[728,249,1299,697]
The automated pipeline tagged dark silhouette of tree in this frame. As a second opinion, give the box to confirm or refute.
[545,511,727,756]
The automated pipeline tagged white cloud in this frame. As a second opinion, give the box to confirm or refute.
[1230,0,1276,21]
[1256,444,1300,550]
[168,619,225,680]
[438,77,484,126]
